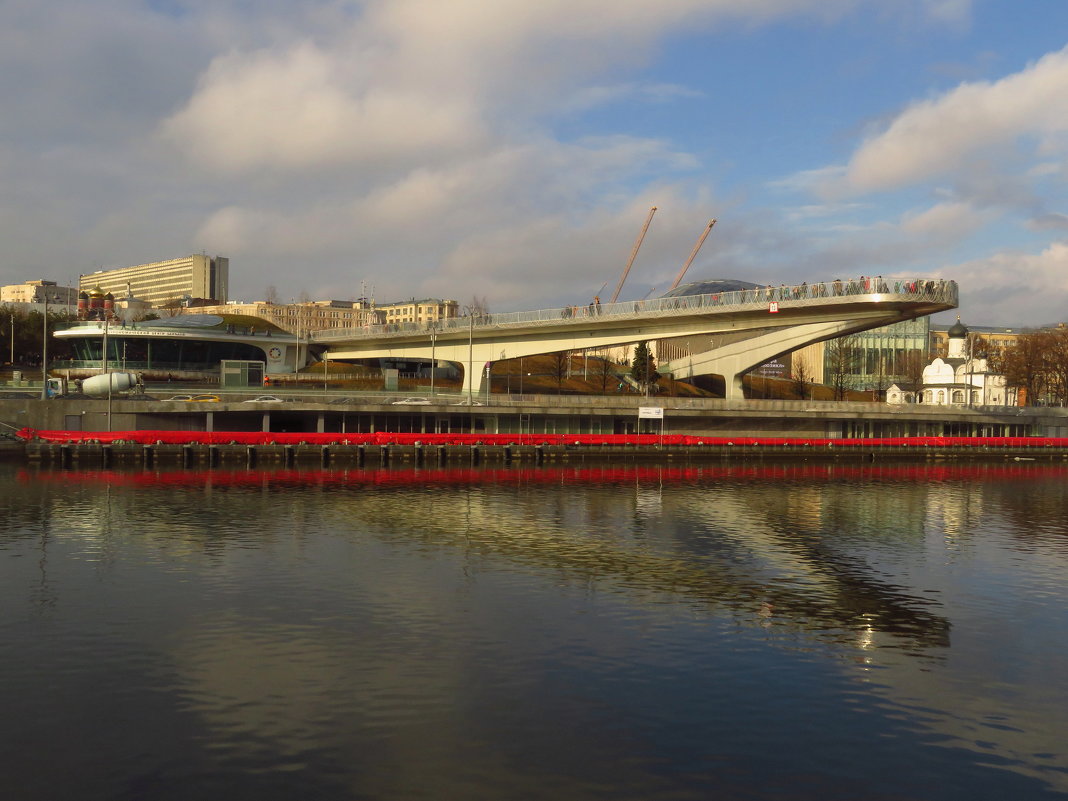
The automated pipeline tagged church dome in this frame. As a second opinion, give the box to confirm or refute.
[947,316,968,338]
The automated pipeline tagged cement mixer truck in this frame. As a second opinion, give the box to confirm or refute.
[46,372,143,398]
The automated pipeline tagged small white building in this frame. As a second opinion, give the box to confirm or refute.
[886,317,1016,407]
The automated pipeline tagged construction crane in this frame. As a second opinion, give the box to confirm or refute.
[609,206,657,304]
[668,219,716,292]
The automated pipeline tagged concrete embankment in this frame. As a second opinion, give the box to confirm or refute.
[12,440,1068,468]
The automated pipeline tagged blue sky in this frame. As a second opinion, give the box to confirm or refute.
[2,0,1067,325]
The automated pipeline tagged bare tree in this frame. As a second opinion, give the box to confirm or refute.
[549,351,570,394]
[594,352,619,393]
[1044,327,1068,406]
[825,334,861,400]
[900,350,927,400]
[469,295,490,317]
[791,359,811,399]
[1001,330,1051,406]
[264,285,280,304]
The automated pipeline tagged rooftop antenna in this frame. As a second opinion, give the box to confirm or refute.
[609,206,657,304]
[669,219,716,291]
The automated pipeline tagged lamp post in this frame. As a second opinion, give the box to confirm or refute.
[103,314,112,431]
[467,310,475,407]
[429,329,437,397]
[39,294,49,400]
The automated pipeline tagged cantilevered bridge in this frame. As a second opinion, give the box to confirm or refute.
[313,278,958,399]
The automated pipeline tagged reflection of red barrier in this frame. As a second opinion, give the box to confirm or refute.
[19,461,1068,489]
[15,427,1068,450]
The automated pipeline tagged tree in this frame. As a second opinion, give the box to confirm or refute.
[549,351,570,394]
[1,306,76,366]
[469,295,490,317]
[825,334,861,401]
[900,350,927,400]
[1001,331,1050,406]
[264,285,280,304]
[594,352,619,393]
[631,341,659,394]
[791,358,812,400]
[1043,327,1068,406]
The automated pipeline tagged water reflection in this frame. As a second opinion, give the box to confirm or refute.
[3,462,1068,799]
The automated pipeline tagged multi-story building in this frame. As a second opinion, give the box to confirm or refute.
[80,255,228,307]
[1,279,80,308]
[190,299,384,334]
[377,298,459,326]
[929,322,1022,358]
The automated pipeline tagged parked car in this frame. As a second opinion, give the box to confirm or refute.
[452,399,484,406]
[242,395,286,403]
[391,397,431,405]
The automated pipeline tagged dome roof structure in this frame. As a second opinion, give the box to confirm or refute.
[947,316,968,338]
[662,279,763,298]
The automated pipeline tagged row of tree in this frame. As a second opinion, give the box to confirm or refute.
[991,327,1068,406]
[1,307,77,368]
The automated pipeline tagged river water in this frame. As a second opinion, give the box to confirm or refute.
[2,461,1067,800]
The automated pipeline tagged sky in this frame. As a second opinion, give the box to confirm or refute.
[2,0,1067,326]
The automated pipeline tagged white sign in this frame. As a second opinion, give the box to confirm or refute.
[769,301,779,313]
[638,406,664,419]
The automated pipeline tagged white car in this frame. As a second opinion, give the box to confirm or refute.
[243,395,286,403]
[391,397,432,405]
[452,399,484,406]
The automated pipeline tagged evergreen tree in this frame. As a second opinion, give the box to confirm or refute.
[631,341,659,393]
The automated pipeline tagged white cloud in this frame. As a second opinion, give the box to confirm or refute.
[160,41,484,173]
[899,201,982,238]
[159,0,862,175]
[830,45,1068,196]
[947,241,1068,324]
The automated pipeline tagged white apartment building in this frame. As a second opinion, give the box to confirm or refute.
[80,255,228,307]
[1,279,80,308]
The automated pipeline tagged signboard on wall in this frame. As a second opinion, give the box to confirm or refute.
[638,407,664,419]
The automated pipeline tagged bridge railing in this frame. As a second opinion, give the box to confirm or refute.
[311,278,958,342]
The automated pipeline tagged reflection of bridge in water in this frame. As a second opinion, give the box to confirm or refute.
[29,464,952,653]
[314,278,958,398]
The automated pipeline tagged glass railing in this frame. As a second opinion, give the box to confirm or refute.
[313,278,958,342]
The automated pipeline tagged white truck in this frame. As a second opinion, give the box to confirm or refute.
[46,372,143,398]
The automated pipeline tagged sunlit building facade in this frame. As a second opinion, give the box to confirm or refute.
[80,255,229,307]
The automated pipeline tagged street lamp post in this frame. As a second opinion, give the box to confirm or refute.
[40,295,49,400]
[429,330,437,397]
[467,311,474,407]
[103,315,112,431]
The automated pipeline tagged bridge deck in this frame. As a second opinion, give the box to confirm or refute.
[312,278,958,345]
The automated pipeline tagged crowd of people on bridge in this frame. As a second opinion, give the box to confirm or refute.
[341,277,956,337]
